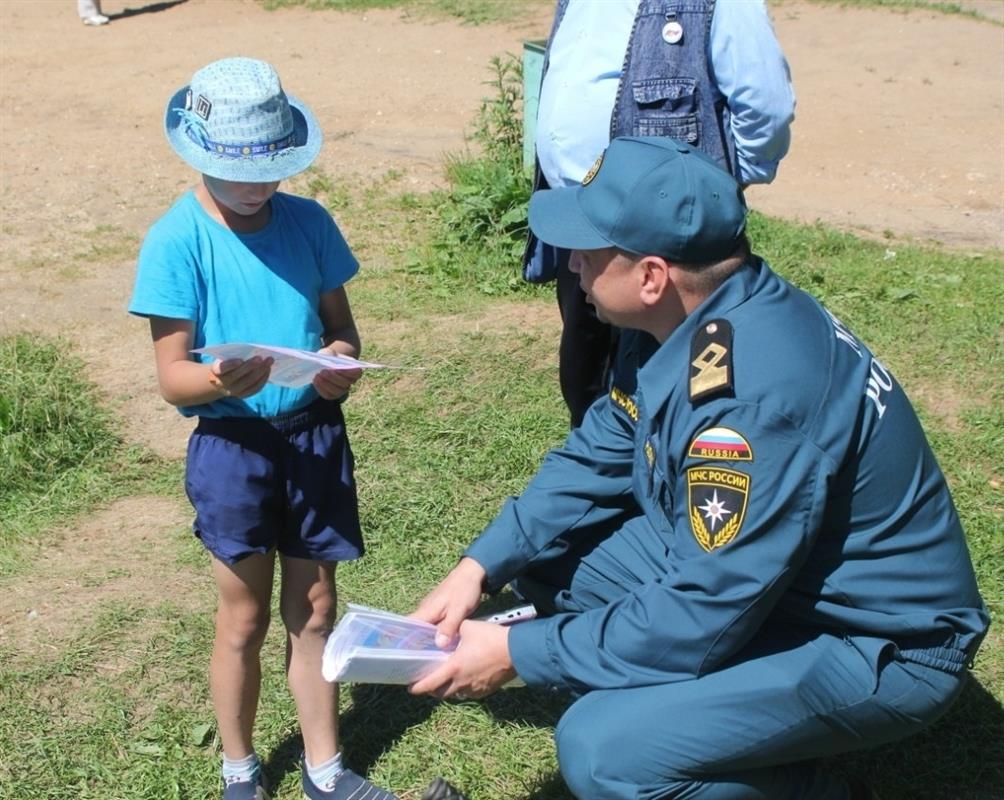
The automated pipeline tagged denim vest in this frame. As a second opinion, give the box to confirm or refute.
[524,0,736,282]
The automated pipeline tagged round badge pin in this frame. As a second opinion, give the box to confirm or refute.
[662,20,683,44]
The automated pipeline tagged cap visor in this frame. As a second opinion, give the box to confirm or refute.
[528,188,615,251]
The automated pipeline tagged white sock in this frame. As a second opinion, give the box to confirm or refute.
[306,751,345,790]
[222,752,261,784]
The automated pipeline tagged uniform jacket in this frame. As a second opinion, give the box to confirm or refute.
[466,259,989,692]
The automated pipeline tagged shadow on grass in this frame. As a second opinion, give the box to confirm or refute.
[833,674,1003,800]
[262,685,443,785]
[340,684,440,773]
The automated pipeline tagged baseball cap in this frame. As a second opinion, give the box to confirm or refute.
[528,136,747,263]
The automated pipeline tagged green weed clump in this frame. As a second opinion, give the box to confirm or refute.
[0,335,156,572]
[409,54,538,296]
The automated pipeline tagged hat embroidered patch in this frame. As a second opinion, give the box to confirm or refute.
[194,94,212,121]
[687,427,752,461]
[687,466,749,552]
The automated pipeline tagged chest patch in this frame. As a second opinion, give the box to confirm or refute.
[610,386,639,421]
[686,466,750,552]
[687,426,752,462]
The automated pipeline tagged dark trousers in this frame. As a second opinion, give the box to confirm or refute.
[556,248,618,427]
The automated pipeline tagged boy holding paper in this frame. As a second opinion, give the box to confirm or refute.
[129,57,390,800]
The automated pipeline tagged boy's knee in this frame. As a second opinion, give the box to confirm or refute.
[280,594,336,637]
[217,610,271,650]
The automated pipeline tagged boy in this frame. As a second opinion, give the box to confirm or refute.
[130,57,394,800]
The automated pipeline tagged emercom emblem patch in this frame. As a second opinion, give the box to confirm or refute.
[686,466,750,552]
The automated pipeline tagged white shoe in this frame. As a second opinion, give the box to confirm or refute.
[81,13,109,25]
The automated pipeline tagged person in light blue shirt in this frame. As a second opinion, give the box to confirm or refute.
[129,57,408,800]
[527,0,796,427]
[411,138,988,799]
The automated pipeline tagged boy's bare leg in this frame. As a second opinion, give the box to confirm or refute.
[280,555,339,765]
[210,552,276,759]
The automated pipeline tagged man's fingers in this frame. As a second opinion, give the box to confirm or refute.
[409,662,452,696]
[435,610,466,649]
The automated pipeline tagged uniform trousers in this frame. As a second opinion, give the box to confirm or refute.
[512,518,965,799]
[556,248,618,428]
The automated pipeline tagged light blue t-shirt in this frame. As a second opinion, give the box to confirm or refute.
[129,190,359,418]
[536,0,795,188]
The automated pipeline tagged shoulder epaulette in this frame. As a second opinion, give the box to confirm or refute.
[689,318,734,404]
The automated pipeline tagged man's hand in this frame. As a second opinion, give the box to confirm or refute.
[411,557,486,648]
[409,619,516,700]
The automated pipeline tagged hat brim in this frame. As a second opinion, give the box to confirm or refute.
[528,187,618,252]
[164,85,322,182]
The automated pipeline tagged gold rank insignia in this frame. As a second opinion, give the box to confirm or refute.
[582,152,604,186]
[686,466,749,552]
[689,318,734,404]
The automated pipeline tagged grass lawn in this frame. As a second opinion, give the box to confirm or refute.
[2,165,1000,800]
[2,10,1001,798]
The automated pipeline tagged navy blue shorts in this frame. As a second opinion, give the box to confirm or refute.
[185,399,363,565]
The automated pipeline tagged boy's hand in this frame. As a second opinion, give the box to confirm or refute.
[209,356,272,399]
[312,366,362,400]
[313,345,363,400]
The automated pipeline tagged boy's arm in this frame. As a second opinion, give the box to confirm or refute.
[149,316,272,406]
[318,286,360,357]
[314,287,362,400]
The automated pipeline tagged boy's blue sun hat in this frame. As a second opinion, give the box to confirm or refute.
[528,136,747,263]
[165,57,321,183]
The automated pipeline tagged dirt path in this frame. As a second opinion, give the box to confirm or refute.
[2,0,1002,459]
[1,0,1002,665]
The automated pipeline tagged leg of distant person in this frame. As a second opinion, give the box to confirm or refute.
[77,0,109,25]
[556,248,616,427]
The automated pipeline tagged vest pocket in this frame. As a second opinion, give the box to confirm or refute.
[634,114,699,143]
[632,77,696,111]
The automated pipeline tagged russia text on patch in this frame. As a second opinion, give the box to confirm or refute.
[687,426,752,461]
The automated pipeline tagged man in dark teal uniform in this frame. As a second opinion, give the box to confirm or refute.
[409,137,989,799]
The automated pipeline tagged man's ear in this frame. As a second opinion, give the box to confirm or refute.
[637,255,672,307]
